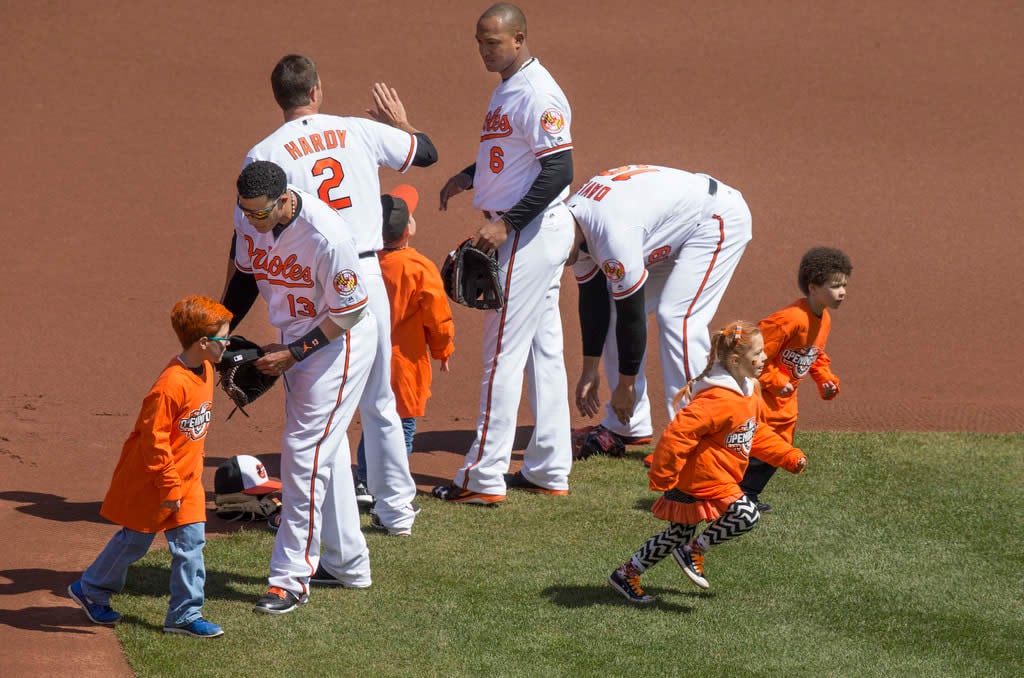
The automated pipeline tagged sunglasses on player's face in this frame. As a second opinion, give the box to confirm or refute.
[237,195,281,220]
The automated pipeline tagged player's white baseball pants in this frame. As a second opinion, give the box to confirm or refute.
[454,203,575,494]
[268,317,376,596]
[358,258,419,532]
[600,181,752,439]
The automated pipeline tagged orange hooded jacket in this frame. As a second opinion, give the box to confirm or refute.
[649,365,806,500]
[757,298,839,440]
[378,247,455,418]
[100,358,215,532]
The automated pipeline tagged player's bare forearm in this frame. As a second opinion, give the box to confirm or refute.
[439,173,472,210]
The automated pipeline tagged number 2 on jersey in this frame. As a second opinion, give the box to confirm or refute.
[311,157,353,210]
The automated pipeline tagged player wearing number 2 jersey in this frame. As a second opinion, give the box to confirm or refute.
[222,55,438,536]
[434,3,575,503]
[566,165,753,450]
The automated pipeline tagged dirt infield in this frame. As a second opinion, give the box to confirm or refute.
[2,1,1020,674]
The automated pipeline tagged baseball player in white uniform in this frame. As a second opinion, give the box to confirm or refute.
[567,165,753,449]
[433,3,574,503]
[222,55,438,535]
[234,161,376,615]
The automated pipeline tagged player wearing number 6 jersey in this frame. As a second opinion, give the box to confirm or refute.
[222,54,438,535]
[433,3,575,503]
[566,165,753,450]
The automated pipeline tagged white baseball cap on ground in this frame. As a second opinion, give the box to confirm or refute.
[214,454,282,495]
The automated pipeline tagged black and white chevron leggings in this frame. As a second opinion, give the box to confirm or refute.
[630,494,760,572]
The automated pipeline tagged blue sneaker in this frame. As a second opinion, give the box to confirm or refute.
[163,618,224,638]
[68,580,121,625]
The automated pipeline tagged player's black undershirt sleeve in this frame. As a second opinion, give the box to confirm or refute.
[412,133,438,167]
[222,234,259,331]
[579,275,610,358]
[502,150,573,231]
[614,287,647,377]
[578,275,647,376]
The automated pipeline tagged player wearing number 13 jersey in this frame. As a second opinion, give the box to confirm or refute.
[222,55,438,537]
[434,4,575,503]
[566,165,753,450]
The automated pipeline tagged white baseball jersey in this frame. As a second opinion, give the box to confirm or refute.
[242,114,421,534]
[449,58,575,497]
[234,186,377,596]
[567,165,753,441]
[244,114,417,253]
[234,186,368,341]
[568,165,713,294]
[472,58,572,212]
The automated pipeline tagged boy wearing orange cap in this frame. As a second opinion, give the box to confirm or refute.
[355,185,455,527]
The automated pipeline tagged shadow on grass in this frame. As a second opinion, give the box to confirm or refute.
[542,584,708,612]
[122,563,266,603]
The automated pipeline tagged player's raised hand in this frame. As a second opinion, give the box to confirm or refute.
[367,82,415,133]
[439,173,472,210]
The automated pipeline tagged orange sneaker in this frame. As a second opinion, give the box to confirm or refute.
[504,471,569,496]
[431,485,505,506]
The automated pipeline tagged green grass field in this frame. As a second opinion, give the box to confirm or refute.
[113,432,1023,677]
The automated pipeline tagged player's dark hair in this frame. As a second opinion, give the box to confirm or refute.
[237,161,286,200]
[798,247,853,295]
[481,3,527,35]
[672,321,760,410]
[171,295,233,350]
[272,54,319,110]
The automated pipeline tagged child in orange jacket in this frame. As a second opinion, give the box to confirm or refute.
[68,295,232,637]
[740,247,851,512]
[354,185,455,507]
[609,321,807,604]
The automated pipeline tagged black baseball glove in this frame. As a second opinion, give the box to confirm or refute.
[216,335,279,419]
[441,238,505,310]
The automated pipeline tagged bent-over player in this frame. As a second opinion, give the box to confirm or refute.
[433,2,575,503]
[567,164,752,457]
[235,161,377,615]
[221,54,437,535]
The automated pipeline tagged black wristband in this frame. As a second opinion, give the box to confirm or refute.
[288,326,329,362]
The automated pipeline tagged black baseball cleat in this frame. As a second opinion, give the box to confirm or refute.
[253,587,308,615]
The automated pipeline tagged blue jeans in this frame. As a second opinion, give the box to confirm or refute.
[79,522,207,628]
[356,417,416,482]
